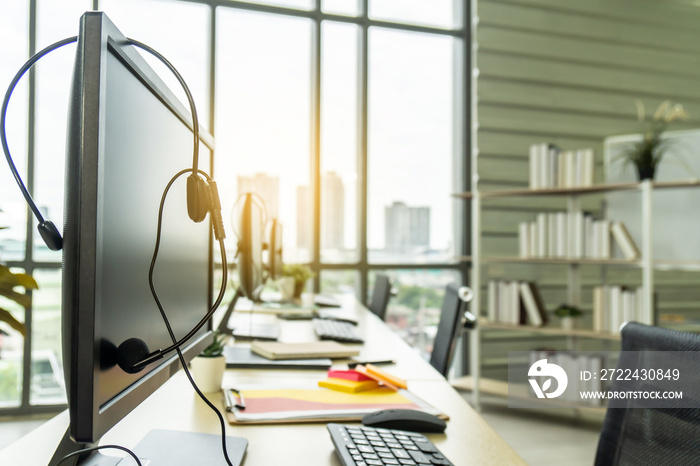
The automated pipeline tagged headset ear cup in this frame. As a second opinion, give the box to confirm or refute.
[186,174,209,223]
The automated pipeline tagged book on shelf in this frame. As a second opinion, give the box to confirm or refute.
[519,282,548,327]
[529,143,594,189]
[610,221,640,260]
[592,285,645,333]
[487,280,547,327]
[517,213,637,261]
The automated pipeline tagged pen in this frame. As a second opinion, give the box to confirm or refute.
[347,359,395,369]
[223,388,246,411]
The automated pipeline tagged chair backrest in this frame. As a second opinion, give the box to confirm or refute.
[368,273,392,321]
[429,283,471,377]
[594,322,700,466]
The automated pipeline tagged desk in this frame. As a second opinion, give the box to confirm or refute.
[0,295,525,465]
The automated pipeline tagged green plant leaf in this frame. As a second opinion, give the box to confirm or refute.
[0,287,31,308]
[0,307,26,337]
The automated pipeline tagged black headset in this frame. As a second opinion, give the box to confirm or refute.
[1,37,220,252]
[1,36,226,373]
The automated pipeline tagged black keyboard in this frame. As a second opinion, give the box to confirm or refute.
[313,318,364,344]
[327,423,454,466]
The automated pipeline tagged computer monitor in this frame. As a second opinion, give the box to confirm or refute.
[57,12,245,465]
[266,219,284,280]
[237,193,264,301]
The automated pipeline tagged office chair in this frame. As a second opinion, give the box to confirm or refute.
[368,273,394,321]
[594,322,700,466]
[429,284,475,377]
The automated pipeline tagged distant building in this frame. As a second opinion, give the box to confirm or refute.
[237,173,279,218]
[385,201,430,251]
[296,172,346,251]
[296,185,311,251]
[321,172,345,250]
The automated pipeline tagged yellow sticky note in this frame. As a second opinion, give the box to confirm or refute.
[318,377,380,394]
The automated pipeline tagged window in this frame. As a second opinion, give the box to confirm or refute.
[370,269,461,360]
[0,2,29,262]
[216,9,313,264]
[321,21,359,263]
[368,28,455,264]
[0,0,468,415]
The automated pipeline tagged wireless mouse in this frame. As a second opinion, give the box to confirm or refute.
[362,409,447,433]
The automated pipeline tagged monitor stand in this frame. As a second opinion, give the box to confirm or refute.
[49,428,247,465]
[216,287,243,335]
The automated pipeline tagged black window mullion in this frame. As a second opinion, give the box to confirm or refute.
[357,0,369,304]
[311,0,322,292]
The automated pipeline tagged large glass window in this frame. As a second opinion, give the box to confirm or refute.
[33,0,92,263]
[368,28,455,264]
[0,2,29,262]
[1,1,467,415]
[215,9,313,264]
[100,0,211,128]
[320,21,359,263]
[29,269,65,406]
[370,269,461,359]
[369,0,456,29]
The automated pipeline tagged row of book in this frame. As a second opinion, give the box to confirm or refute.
[528,351,605,406]
[592,285,645,334]
[518,213,640,260]
[528,143,595,189]
[487,280,548,327]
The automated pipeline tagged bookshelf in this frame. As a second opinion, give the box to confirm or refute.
[457,178,700,410]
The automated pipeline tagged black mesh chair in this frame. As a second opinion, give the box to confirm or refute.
[429,284,474,377]
[368,273,393,321]
[594,322,700,465]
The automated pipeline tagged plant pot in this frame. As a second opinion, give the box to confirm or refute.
[190,355,226,393]
[278,277,295,301]
[293,280,306,299]
[560,316,576,331]
[636,164,656,181]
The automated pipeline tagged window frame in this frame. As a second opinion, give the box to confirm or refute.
[2,0,470,416]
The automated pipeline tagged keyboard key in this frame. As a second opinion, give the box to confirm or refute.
[358,445,374,453]
[392,449,410,459]
[415,441,438,453]
[382,459,400,465]
[398,459,416,465]
[407,450,430,464]
[366,460,383,466]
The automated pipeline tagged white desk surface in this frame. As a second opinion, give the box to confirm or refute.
[0,294,525,465]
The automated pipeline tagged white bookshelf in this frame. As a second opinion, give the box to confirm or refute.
[457,179,700,409]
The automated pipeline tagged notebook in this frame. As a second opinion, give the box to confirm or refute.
[250,341,360,360]
[224,387,447,425]
[223,347,332,370]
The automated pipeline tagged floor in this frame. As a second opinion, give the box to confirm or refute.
[468,395,604,466]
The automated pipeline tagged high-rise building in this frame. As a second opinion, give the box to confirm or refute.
[384,201,430,251]
[321,171,345,250]
[296,172,347,251]
[237,173,279,218]
[296,185,311,251]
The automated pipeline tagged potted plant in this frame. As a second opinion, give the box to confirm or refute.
[0,263,37,340]
[190,330,227,393]
[618,100,689,181]
[282,264,315,299]
[554,304,582,330]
